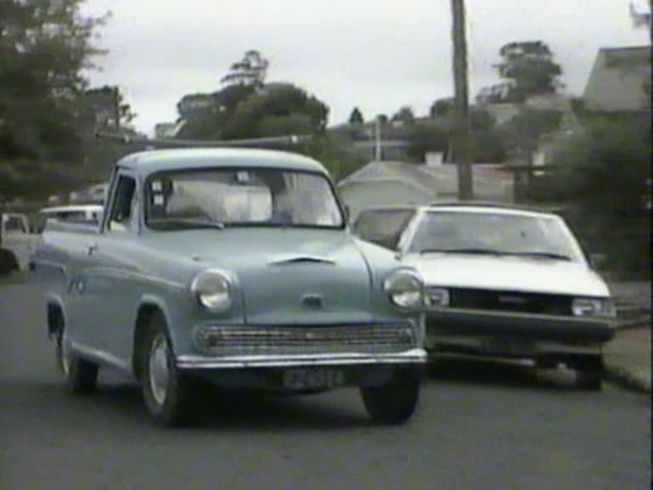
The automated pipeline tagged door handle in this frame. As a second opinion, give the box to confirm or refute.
[87,243,98,256]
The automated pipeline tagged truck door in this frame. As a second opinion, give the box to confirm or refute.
[76,173,140,370]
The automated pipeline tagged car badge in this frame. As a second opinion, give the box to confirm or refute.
[498,295,528,304]
[302,294,324,310]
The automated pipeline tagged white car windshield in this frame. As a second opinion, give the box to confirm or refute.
[409,211,582,261]
[146,168,344,229]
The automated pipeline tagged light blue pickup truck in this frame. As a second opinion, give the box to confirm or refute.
[31,148,426,426]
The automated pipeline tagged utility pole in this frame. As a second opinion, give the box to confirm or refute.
[374,116,382,161]
[113,86,121,131]
[450,0,473,200]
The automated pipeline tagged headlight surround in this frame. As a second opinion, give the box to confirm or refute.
[190,269,232,313]
[425,287,450,308]
[572,297,616,318]
[384,270,424,309]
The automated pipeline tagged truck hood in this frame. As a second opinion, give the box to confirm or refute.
[402,253,610,297]
[147,228,374,324]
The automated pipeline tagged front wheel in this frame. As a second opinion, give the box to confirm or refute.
[575,369,603,390]
[140,312,196,426]
[55,329,98,394]
[573,355,604,391]
[360,368,420,425]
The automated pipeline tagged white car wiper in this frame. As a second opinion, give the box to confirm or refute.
[506,251,572,261]
[420,248,502,255]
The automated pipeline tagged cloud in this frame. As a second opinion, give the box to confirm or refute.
[82,0,651,134]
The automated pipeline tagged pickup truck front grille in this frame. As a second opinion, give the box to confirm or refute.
[194,324,416,355]
[447,288,573,315]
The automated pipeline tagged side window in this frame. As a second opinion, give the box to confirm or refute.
[4,216,26,233]
[108,176,137,232]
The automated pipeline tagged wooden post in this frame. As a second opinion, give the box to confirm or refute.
[451,0,473,200]
[374,116,382,161]
[113,86,121,131]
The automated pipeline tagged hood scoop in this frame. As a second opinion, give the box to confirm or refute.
[268,254,336,266]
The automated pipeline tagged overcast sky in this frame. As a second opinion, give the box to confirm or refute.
[82,0,650,135]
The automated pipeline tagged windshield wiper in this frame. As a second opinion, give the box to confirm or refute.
[505,251,572,261]
[148,218,225,230]
[420,248,502,255]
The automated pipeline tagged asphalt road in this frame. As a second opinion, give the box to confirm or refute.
[1,275,650,490]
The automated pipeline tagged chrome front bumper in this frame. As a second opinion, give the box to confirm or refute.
[176,348,427,369]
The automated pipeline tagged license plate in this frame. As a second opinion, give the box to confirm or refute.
[480,338,535,356]
[282,369,345,390]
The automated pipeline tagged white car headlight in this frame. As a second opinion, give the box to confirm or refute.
[190,270,232,313]
[425,287,450,308]
[572,297,616,318]
[384,270,424,309]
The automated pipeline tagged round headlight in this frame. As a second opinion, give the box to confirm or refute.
[384,270,424,308]
[190,270,232,313]
[572,297,616,318]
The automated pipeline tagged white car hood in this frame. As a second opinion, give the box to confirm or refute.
[403,254,610,297]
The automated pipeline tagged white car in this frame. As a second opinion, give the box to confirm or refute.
[354,202,616,389]
[1,213,36,270]
[38,204,104,226]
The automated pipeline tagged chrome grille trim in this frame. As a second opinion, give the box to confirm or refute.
[193,324,416,355]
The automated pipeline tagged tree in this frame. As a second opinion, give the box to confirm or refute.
[348,107,364,125]
[177,82,329,141]
[297,133,367,180]
[177,52,328,141]
[500,109,562,162]
[0,0,106,198]
[376,114,389,125]
[221,83,328,139]
[430,98,453,118]
[405,123,448,161]
[391,106,415,125]
[426,98,506,162]
[629,1,652,37]
[493,41,563,102]
[553,114,651,276]
[83,86,136,130]
[220,50,269,88]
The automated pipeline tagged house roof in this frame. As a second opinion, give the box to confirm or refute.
[337,161,513,200]
[583,46,651,112]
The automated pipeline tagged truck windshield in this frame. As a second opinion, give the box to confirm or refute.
[145,168,344,230]
[409,211,582,261]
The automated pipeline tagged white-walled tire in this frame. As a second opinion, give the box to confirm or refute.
[55,329,98,395]
[140,312,196,426]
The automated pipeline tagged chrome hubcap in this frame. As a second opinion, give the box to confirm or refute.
[148,334,170,407]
